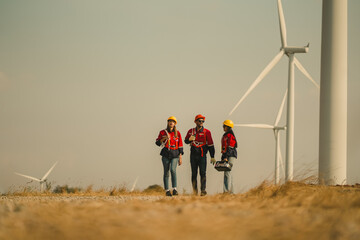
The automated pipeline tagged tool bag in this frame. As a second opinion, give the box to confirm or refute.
[214,161,232,171]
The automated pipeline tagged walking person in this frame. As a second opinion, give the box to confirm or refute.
[185,114,216,196]
[221,120,238,194]
[155,116,183,197]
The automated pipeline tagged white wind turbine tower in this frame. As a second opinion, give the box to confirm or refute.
[234,90,288,184]
[229,0,319,181]
[15,162,58,192]
[319,0,347,185]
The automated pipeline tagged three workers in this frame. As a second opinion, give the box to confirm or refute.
[155,114,237,196]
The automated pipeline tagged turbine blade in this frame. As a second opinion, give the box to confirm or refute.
[229,50,285,115]
[234,124,275,129]
[130,176,139,192]
[278,0,287,47]
[294,57,320,89]
[14,172,41,182]
[41,162,58,180]
[274,89,288,126]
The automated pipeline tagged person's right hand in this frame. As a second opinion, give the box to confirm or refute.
[189,135,196,141]
[161,135,168,143]
[179,155,183,166]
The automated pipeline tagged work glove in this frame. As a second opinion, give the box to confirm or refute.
[210,158,216,165]
[189,135,196,141]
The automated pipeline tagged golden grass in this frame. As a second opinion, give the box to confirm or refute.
[1,181,360,240]
[4,184,164,197]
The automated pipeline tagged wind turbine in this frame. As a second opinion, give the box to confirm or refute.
[229,0,319,181]
[130,176,139,192]
[15,162,58,192]
[234,90,287,184]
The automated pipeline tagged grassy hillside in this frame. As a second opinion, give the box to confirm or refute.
[1,181,360,240]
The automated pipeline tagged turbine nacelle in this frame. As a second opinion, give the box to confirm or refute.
[274,126,286,131]
[283,46,309,54]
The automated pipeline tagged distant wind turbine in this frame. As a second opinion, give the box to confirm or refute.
[229,0,319,181]
[15,162,58,192]
[234,90,287,184]
[130,176,139,192]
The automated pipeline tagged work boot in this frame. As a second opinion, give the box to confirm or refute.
[200,190,207,196]
[165,190,172,197]
[172,189,178,196]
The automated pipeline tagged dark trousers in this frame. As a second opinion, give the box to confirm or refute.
[190,154,207,193]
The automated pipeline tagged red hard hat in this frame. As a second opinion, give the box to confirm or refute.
[194,114,205,122]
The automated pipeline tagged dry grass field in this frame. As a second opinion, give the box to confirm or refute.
[1,181,360,240]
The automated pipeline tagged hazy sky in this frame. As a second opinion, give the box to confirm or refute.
[1,0,359,194]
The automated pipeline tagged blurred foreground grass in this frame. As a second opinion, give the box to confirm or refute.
[1,181,360,240]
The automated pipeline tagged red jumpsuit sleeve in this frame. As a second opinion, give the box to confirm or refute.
[178,131,184,155]
[228,134,236,148]
[178,131,183,148]
[205,129,215,158]
[184,129,193,144]
[155,130,165,146]
[206,129,214,147]
[185,129,192,140]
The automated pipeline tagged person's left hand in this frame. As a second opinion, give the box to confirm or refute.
[210,158,216,165]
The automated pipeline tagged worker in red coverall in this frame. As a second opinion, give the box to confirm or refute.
[221,120,238,194]
[155,116,183,197]
[185,114,216,196]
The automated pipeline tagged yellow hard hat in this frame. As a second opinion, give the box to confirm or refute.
[168,116,177,124]
[223,119,234,128]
